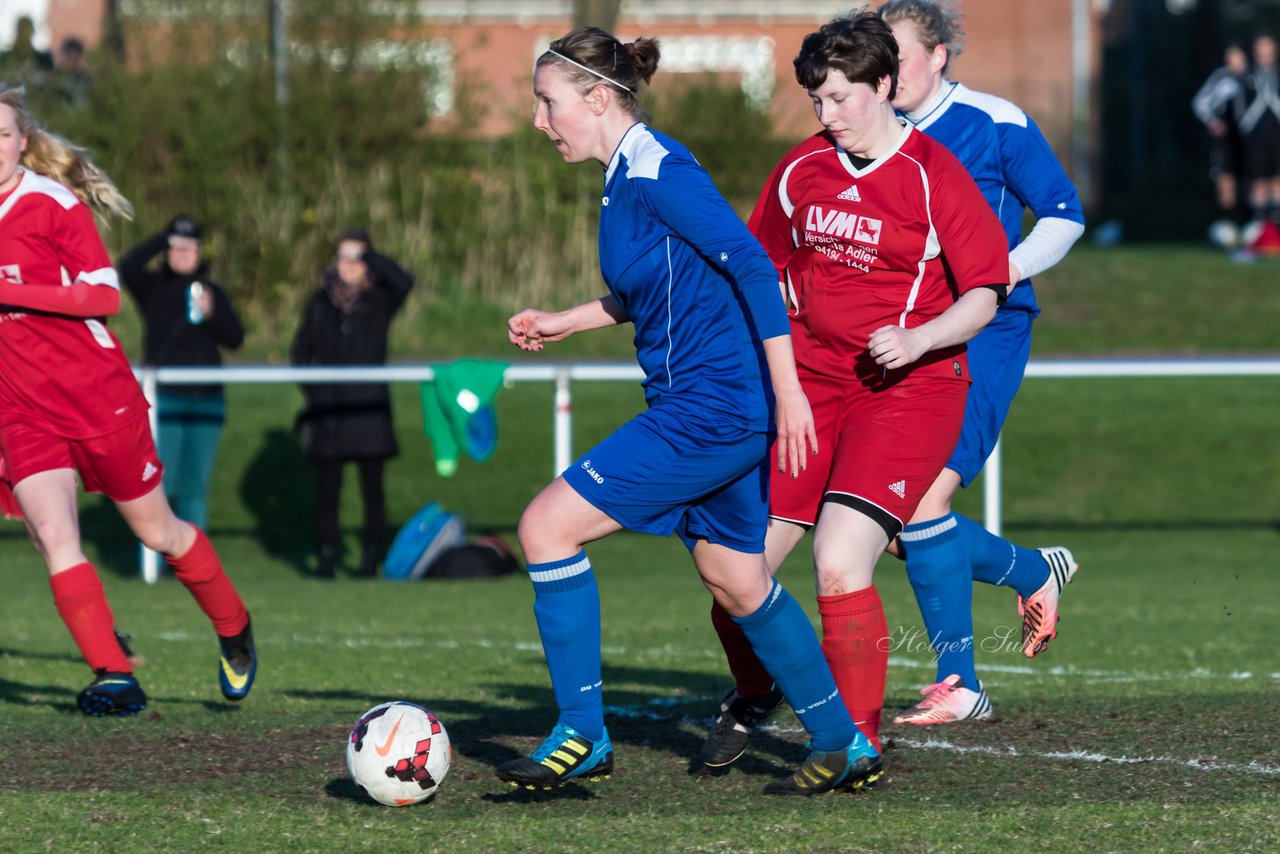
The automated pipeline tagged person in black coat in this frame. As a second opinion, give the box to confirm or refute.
[291,228,414,579]
[118,214,245,529]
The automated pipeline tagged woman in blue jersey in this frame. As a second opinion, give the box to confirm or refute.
[495,26,881,796]
[878,0,1085,726]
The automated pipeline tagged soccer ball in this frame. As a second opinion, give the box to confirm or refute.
[346,701,451,806]
[1208,219,1240,249]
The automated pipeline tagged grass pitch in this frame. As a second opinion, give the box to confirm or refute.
[1,245,1278,852]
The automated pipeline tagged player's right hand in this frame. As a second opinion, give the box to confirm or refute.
[507,308,573,351]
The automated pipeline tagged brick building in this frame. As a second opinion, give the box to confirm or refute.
[31,0,1100,200]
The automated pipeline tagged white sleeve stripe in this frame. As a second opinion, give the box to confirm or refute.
[74,267,121,290]
[1009,217,1085,281]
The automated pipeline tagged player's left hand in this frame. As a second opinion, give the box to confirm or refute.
[774,386,817,478]
[868,325,930,370]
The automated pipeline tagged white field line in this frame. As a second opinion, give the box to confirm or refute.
[152,630,1278,684]
[892,736,1280,777]
[598,699,1280,778]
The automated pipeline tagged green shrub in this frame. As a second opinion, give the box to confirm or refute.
[18,15,792,359]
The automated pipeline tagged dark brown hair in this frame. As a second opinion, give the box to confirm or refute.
[794,12,899,101]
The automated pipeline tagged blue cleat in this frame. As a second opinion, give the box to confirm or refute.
[218,617,257,702]
[495,724,614,790]
[762,732,883,796]
[77,671,148,717]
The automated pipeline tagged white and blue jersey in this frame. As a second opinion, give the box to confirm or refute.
[598,123,788,431]
[905,82,1084,317]
[905,83,1084,484]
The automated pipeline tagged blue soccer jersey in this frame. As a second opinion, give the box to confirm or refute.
[905,83,1084,315]
[598,123,789,431]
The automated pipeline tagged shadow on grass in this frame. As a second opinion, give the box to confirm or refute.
[281,661,806,777]
[79,494,140,578]
[324,777,448,807]
[0,676,76,709]
[0,646,82,665]
[0,676,247,715]
[480,781,601,803]
[239,428,314,576]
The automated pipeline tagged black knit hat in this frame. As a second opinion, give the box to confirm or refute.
[167,214,203,241]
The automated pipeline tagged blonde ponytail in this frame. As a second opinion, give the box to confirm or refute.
[0,85,133,221]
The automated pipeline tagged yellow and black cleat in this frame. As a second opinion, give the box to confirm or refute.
[763,742,883,796]
[496,724,614,789]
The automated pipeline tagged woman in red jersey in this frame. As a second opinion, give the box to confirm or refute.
[0,85,256,716]
[693,12,1009,769]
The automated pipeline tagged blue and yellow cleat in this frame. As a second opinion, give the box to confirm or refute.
[495,724,614,790]
[77,671,148,717]
[217,617,257,702]
[762,732,884,796]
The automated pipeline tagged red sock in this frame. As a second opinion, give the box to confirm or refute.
[165,527,249,637]
[710,600,774,697]
[50,563,131,673]
[818,585,888,752]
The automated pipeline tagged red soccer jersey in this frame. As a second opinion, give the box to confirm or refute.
[0,169,147,439]
[749,124,1008,382]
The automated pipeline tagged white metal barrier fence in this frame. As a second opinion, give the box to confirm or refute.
[135,358,1280,583]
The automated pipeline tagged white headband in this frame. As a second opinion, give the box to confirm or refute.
[546,49,634,94]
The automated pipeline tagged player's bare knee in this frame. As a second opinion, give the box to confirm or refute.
[814,561,874,596]
[26,517,78,557]
[516,506,569,560]
[134,521,183,555]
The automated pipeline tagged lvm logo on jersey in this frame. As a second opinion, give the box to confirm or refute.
[805,205,883,246]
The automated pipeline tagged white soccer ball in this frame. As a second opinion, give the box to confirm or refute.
[346,701,451,806]
[1208,219,1240,249]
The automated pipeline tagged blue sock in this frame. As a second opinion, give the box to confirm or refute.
[527,551,603,742]
[901,515,978,689]
[954,514,1051,598]
[733,581,860,753]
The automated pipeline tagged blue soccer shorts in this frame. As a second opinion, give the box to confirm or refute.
[947,306,1034,487]
[561,404,772,554]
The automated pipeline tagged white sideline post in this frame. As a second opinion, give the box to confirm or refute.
[983,436,1002,537]
[139,367,162,584]
[554,368,572,477]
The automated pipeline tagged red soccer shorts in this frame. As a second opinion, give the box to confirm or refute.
[770,368,968,537]
[0,415,164,504]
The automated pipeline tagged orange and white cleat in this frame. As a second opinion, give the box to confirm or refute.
[893,675,992,726]
[1019,547,1079,658]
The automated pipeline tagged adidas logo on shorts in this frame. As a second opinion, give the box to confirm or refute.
[142,461,158,482]
[888,480,906,499]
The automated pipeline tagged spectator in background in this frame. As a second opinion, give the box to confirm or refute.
[0,17,53,76]
[291,229,413,580]
[54,36,91,109]
[119,215,245,531]
[1192,43,1247,239]
[1235,33,1280,231]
